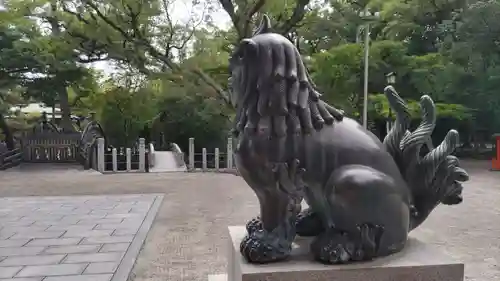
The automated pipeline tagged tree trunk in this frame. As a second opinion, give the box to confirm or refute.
[0,112,15,150]
[49,3,73,133]
[58,89,74,132]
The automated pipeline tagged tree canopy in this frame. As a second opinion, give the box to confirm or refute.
[0,0,498,149]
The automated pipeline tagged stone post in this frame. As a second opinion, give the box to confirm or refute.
[138,138,146,172]
[112,148,118,172]
[214,148,220,172]
[189,137,195,171]
[126,148,132,172]
[202,148,207,172]
[227,137,233,169]
[97,138,105,173]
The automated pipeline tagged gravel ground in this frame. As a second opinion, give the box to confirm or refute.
[0,160,499,281]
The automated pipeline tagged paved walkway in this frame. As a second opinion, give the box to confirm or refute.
[0,160,499,281]
[0,194,163,281]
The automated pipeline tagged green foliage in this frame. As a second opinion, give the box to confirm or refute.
[311,43,363,112]
[2,0,498,151]
[98,86,158,147]
[0,0,104,132]
[152,94,232,151]
[311,40,452,113]
[368,93,472,121]
[438,0,500,132]
[406,53,447,99]
[373,0,465,54]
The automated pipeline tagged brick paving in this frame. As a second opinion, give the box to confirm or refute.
[0,194,163,281]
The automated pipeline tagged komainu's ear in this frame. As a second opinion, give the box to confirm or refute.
[253,14,271,35]
[239,38,258,57]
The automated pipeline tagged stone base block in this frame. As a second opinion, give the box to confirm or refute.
[227,226,464,281]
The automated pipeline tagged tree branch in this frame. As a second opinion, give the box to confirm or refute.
[242,0,266,37]
[83,1,132,41]
[219,0,241,37]
[275,0,311,34]
[191,69,230,104]
[64,0,231,105]
[61,3,90,25]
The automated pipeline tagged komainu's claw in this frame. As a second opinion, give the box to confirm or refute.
[310,228,354,264]
[310,223,385,264]
[357,223,384,260]
[246,217,263,234]
[295,208,324,237]
[240,230,291,263]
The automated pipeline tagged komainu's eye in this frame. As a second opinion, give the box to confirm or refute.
[232,47,245,60]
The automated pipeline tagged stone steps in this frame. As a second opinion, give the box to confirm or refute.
[207,273,228,281]
[149,151,186,173]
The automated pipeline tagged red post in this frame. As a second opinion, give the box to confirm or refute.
[492,134,500,170]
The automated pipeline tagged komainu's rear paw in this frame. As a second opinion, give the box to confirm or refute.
[295,208,324,237]
[246,217,263,234]
[310,228,355,264]
[240,230,291,263]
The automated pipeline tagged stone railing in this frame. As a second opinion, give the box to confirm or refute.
[95,138,148,174]
[187,137,237,174]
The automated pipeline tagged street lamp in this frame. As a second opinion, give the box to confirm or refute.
[386,72,396,85]
[385,72,396,134]
[359,10,380,129]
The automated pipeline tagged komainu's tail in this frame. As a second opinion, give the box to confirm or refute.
[382,86,469,230]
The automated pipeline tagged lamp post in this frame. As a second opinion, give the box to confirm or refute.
[359,10,380,129]
[385,72,396,134]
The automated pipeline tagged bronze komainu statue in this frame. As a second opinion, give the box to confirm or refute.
[229,16,469,264]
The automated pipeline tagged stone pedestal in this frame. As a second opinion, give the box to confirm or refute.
[222,225,464,281]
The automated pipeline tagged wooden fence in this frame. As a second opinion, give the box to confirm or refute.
[95,138,148,174]
[187,137,236,173]
[22,133,80,163]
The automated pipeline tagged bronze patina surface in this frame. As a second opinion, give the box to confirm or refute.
[229,15,469,264]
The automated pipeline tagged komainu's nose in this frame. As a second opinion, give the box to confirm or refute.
[441,194,463,205]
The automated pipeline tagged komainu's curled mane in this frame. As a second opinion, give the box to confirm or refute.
[382,86,469,229]
[229,16,344,138]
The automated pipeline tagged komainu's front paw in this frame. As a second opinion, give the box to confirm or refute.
[240,230,291,263]
[246,217,263,234]
[296,208,324,237]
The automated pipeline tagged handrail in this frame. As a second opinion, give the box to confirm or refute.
[170,143,186,168]
[171,143,182,153]
[149,142,155,167]
[0,148,22,170]
[80,120,106,143]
